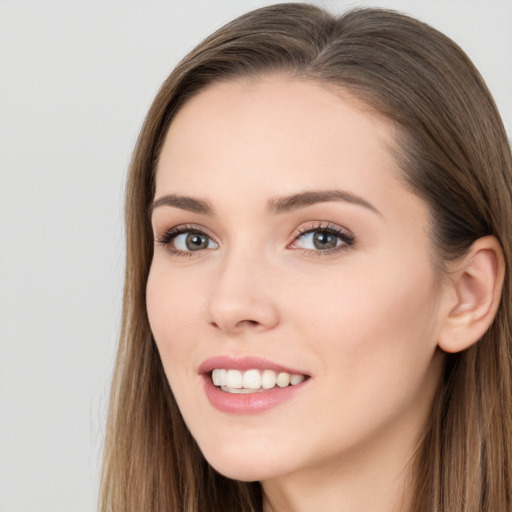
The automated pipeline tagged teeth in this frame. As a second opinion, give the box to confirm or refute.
[261,369,276,389]
[211,368,307,393]
[290,374,305,385]
[225,369,243,389]
[277,372,291,387]
[212,369,226,386]
[242,369,261,389]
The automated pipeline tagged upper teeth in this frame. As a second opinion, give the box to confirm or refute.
[212,369,305,393]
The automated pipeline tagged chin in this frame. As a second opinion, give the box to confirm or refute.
[209,462,267,482]
[198,438,289,482]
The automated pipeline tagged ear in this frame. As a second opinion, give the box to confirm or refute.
[438,236,505,354]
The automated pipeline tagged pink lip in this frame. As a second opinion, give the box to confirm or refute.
[199,355,307,375]
[199,355,310,415]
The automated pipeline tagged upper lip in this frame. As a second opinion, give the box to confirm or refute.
[199,355,309,376]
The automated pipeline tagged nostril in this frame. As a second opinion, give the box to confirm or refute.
[210,319,259,331]
[238,319,260,328]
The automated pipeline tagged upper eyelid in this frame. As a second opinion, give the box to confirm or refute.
[293,222,354,238]
[155,223,213,238]
[154,224,219,249]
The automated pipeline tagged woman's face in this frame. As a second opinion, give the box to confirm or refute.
[147,77,448,484]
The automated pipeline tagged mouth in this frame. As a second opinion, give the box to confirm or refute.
[199,356,310,413]
[211,368,306,393]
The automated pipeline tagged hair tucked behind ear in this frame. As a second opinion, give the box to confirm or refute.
[100,4,512,511]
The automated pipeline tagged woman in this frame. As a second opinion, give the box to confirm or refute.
[100,4,512,511]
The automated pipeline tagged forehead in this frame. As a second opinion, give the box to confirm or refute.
[156,77,399,199]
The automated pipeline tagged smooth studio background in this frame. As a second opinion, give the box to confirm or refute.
[0,1,510,511]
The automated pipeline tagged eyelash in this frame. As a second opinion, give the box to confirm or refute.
[292,222,355,256]
[155,222,355,257]
[156,224,215,258]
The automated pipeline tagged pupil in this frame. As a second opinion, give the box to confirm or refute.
[313,231,337,250]
[186,233,208,250]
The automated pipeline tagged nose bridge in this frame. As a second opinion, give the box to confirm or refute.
[206,240,279,333]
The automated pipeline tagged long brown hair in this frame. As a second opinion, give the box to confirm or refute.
[100,4,512,511]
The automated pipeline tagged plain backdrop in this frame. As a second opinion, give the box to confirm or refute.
[0,1,511,511]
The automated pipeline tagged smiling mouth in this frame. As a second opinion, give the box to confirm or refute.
[211,368,307,394]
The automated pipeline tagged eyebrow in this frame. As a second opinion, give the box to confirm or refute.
[267,190,381,216]
[150,194,213,215]
[150,189,380,217]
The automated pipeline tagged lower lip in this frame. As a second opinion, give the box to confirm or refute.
[202,374,309,414]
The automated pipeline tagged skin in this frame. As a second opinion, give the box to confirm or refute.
[146,76,452,512]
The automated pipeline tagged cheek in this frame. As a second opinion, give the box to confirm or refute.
[284,268,442,445]
[146,264,207,424]
[288,260,442,378]
[146,264,202,362]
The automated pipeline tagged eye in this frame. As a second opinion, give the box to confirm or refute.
[290,223,355,254]
[156,225,219,255]
[173,232,217,251]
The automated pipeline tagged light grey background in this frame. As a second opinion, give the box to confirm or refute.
[0,1,510,511]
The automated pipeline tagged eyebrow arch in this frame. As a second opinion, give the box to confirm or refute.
[267,190,381,216]
[150,194,214,215]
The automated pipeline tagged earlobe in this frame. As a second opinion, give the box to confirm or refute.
[438,236,505,354]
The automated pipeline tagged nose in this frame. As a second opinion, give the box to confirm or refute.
[206,250,280,335]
